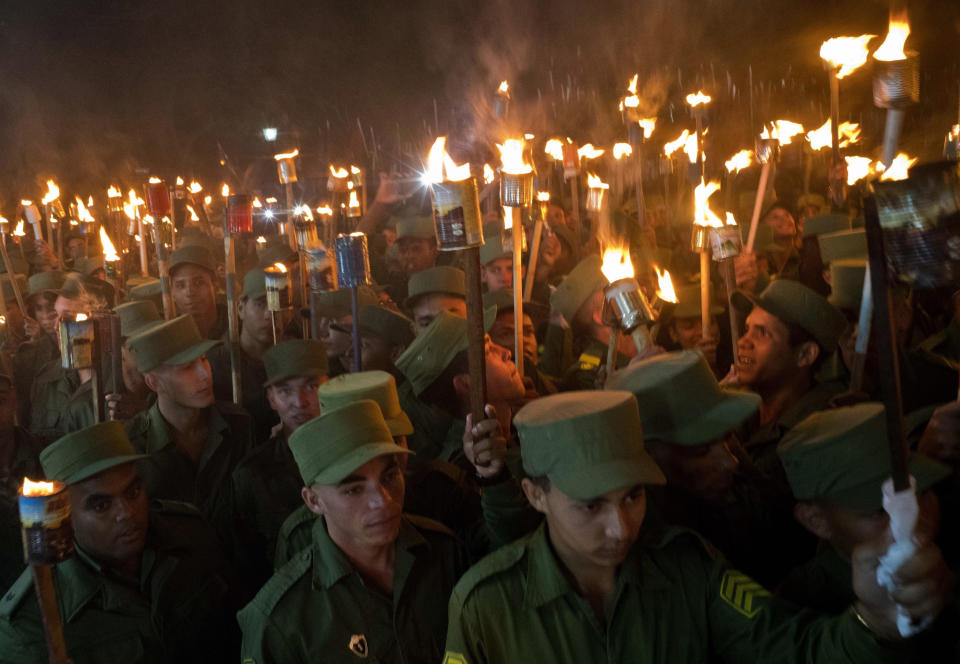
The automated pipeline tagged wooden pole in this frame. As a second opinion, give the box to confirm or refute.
[31,565,71,664]
[350,285,362,373]
[700,250,712,341]
[464,247,488,424]
[223,229,242,405]
[510,208,524,380]
[150,223,174,320]
[745,160,772,252]
[720,258,739,365]
[523,217,543,302]
[828,72,844,207]
[568,175,582,242]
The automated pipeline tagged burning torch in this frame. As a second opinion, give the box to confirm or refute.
[40,181,63,264]
[685,90,711,181]
[873,13,918,169]
[334,232,371,372]
[275,148,300,238]
[264,262,291,346]
[143,178,174,319]
[620,74,657,229]
[425,137,487,423]
[690,178,723,344]
[498,137,534,379]
[225,193,254,404]
[524,191,550,303]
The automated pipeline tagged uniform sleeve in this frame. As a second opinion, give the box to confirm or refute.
[464,469,541,560]
[0,607,48,664]
[238,604,301,664]
[444,586,487,664]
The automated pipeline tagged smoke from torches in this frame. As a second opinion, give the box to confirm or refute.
[820,35,875,78]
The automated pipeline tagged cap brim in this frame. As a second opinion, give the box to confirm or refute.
[65,455,148,485]
[550,453,665,501]
[670,390,761,446]
[310,441,413,486]
[164,339,220,368]
[385,411,414,437]
[263,366,328,387]
[822,454,952,511]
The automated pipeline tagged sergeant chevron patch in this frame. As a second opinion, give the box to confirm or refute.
[719,570,770,618]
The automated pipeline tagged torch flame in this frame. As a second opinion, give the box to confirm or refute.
[76,313,88,322]
[425,136,471,183]
[664,130,692,158]
[725,149,754,173]
[123,189,144,220]
[273,262,288,273]
[498,80,509,94]
[148,176,162,184]
[256,236,266,245]
[725,212,738,227]
[351,165,362,175]
[297,204,315,221]
[176,176,184,186]
[627,74,638,95]
[612,143,633,160]
[483,163,495,184]
[13,220,24,237]
[188,181,202,194]
[316,205,333,215]
[100,227,119,261]
[107,186,121,199]
[87,196,94,207]
[536,191,550,202]
[186,204,199,222]
[601,247,634,282]
[820,34,875,78]
[586,173,609,190]
[544,138,565,161]
[221,184,230,197]
[75,197,95,222]
[252,197,263,208]
[329,165,349,179]
[878,153,918,181]
[274,149,299,161]
[760,120,805,146]
[203,195,212,206]
[805,119,862,150]
[874,16,910,62]
[638,117,657,139]
[653,265,677,303]
[622,74,640,110]
[497,138,534,175]
[845,156,875,185]
[348,190,361,210]
[578,143,605,160]
[693,177,724,228]
[21,478,57,497]
[41,180,60,205]
[685,90,712,107]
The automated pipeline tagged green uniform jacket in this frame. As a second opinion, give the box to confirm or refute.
[231,432,302,584]
[27,359,81,445]
[560,337,630,392]
[12,334,58,423]
[238,514,469,664]
[0,501,239,664]
[397,378,453,463]
[444,523,902,664]
[61,380,96,435]
[124,401,254,542]
[207,341,277,443]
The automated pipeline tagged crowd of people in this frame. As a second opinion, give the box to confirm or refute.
[0,153,958,663]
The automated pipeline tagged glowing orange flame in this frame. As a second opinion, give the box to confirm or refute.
[186,204,199,222]
[274,148,299,161]
[878,153,918,181]
[498,80,509,94]
[544,138,565,161]
[107,186,121,199]
[601,247,634,282]
[124,189,143,220]
[252,197,263,208]
[221,184,230,197]
[329,165,349,178]
[13,220,24,237]
[75,197,95,223]
[483,163,495,184]
[653,265,677,303]
[188,181,202,194]
[685,90,712,107]
[664,130,692,158]
[100,227,119,261]
[175,176,184,186]
[148,176,162,184]
[536,191,550,202]
[724,212,738,227]
[21,478,57,496]
[586,173,609,190]
[273,262,288,273]
[874,17,910,62]
[805,119,862,150]
[820,35,875,78]
[693,177,724,228]
[622,73,640,110]
[348,190,361,210]
[638,118,657,139]
[76,313,88,322]
[725,149,754,173]
[256,236,266,245]
[497,138,534,175]
[760,120,805,146]
[425,136,471,183]
[316,205,333,215]
[845,156,875,185]
[41,180,60,205]
[203,195,212,206]
[613,143,633,160]
[578,143,604,160]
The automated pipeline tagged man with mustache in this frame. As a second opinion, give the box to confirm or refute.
[0,422,239,662]
[124,315,254,540]
[230,339,329,583]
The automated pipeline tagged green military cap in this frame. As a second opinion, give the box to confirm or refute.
[665,282,723,320]
[53,275,86,299]
[405,266,466,309]
[0,274,27,303]
[479,223,511,265]
[39,421,146,485]
[549,254,608,324]
[778,403,950,510]
[828,260,867,312]
[395,308,497,396]
[796,193,827,213]
[242,268,267,300]
[73,255,105,277]
[818,229,867,264]
[802,213,850,239]
[170,244,216,275]
[28,270,66,296]
[515,390,665,499]
[128,278,162,310]
[115,300,162,338]
[263,339,329,386]
[314,286,380,319]
[318,371,413,436]
[394,215,436,240]
[83,276,115,305]
[126,314,220,374]
[732,278,848,353]
[289,399,411,486]
[606,350,760,446]
[125,274,154,289]
[257,234,297,268]
[357,305,414,348]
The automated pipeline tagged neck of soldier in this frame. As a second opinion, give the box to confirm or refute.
[192,309,217,339]
[329,526,396,594]
[239,325,271,360]
[755,368,813,426]
[548,528,618,618]
[157,395,209,461]
[78,367,93,384]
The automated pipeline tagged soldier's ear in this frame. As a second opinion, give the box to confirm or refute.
[520,478,549,514]
[793,501,832,540]
[794,341,820,369]
[143,371,159,394]
[301,486,326,516]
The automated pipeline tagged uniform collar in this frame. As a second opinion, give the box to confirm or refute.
[311,515,429,591]
[143,402,230,454]
[57,543,157,622]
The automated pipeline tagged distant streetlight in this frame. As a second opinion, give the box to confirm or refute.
[262,127,278,142]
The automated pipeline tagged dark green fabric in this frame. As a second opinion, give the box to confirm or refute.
[207,341,276,444]
[0,428,42,589]
[12,334,58,423]
[39,421,142,484]
[26,359,81,445]
[397,378,453,463]
[238,515,469,664]
[0,502,239,663]
[445,523,899,664]
[778,545,853,614]
[560,337,630,391]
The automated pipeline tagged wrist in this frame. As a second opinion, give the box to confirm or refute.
[850,601,901,642]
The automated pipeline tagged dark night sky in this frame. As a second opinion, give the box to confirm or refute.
[0,0,958,205]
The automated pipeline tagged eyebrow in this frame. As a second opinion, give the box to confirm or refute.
[84,474,141,506]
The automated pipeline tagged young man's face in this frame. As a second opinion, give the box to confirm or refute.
[524,480,647,570]
[397,238,437,276]
[489,312,538,366]
[669,317,718,351]
[484,337,527,402]
[69,463,149,569]
[147,355,214,409]
[121,345,146,393]
[31,294,59,335]
[238,295,273,346]
[645,434,740,502]
[171,265,216,318]
[737,307,801,390]
[412,294,466,333]
[764,207,797,241]
[267,375,324,434]
[322,315,355,361]
[345,332,399,373]
[305,454,406,550]
[482,256,513,292]
[66,239,86,262]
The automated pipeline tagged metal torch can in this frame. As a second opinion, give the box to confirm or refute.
[277,158,298,185]
[264,266,291,311]
[709,226,743,261]
[19,479,74,565]
[604,278,655,332]
[59,317,94,370]
[227,195,254,234]
[562,144,581,178]
[500,172,535,208]
[430,179,484,251]
[144,180,171,218]
[334,233,371,288]
[873,54,920,109]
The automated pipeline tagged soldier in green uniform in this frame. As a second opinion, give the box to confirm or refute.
[169,244,227,340]
[14,271,65,420]
[123,314,254,540]
[444,390,955,663]
[483,289,557,397]
[103,300,163,422]
[395,310,524,465]
[314,286,380,378]
[479,222,517,293]
[207,268,278,441]
[341,304,414,374]
[405,265,467,333]
[230,339,328,583]
[238,399,501,664]
[730,278,848,480]
[0,421,239,662]
[659,283,722,374]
